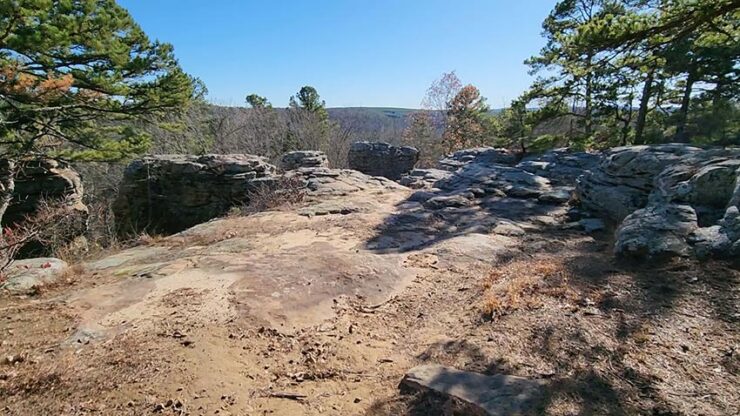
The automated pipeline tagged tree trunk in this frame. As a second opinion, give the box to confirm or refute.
[0,159,15,231]
[674,68,697,142]
[634,69,655,145]
[584,70,593,137]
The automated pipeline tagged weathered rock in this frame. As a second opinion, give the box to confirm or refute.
[436,163,552,196]
[1,158,88,256]
[538,188,573,204]
[649,149,740,225]
[298,201,361,217]
[579,145,740,260]
[402,365,548,416]
[280,151,329,170]
[399,168,451,189]
[424,194,472,210]
[576,144,701,222]
[285,167,405,197]
[517,148,600,185]
[114,154,278,234]
[347,142,419,180]
[438,147,518,171]
[688,226,732,259]
[615,204,698,259]
[0,257,67,293]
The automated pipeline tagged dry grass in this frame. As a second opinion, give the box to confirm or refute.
[1,329,167,414]
[240,175,306,215]
[135,232,169,246]
[481,257,579,319]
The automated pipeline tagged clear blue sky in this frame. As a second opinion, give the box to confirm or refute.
[118,0,555,108]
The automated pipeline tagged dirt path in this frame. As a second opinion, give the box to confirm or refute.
[1,185,738,415]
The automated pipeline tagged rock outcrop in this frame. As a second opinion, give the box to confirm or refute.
[114,154,278,234]
[280,150,329,170]
[517,148,600,185]
[576,145,701,222]
[348,141,419,180]
[576,145,740,260]
[1,159,88,256]
[438,147,517,171]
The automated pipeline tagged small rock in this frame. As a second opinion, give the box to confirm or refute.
[424,195,472,210]
[402,365,548,416]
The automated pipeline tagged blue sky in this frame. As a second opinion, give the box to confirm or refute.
[118,0,555,108]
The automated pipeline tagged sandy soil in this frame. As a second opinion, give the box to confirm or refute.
[1,186,738,416]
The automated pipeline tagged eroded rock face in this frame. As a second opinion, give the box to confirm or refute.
[576,145,701,222]
[348,141,419,180]
[280,150,329,170]
[114,154,278,234]
[1,159,88,256]
[576,145,740,260]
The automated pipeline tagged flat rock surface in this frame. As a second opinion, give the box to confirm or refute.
[402,365,548,416]
[2,146,738,416]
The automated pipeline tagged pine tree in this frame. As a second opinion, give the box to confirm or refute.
[0,0,197,223]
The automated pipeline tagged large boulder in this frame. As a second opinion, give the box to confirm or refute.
[347,141,419,180]
[280,150,329,170]
[114,154,278,234]
[576,144,701,223]
[1,158,88,256]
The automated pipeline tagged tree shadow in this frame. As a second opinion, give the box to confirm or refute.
[364,163,570,254]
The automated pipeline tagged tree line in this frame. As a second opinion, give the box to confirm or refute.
[510,0,739,148]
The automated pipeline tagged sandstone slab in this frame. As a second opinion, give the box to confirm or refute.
[402,365,548,416]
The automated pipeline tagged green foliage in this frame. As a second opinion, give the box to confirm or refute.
[289,86,328,121]
[246,94,271,109]
[511,0,739,149]
[0,0,197,162]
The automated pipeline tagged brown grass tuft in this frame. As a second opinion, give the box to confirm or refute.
[481,258,578,319]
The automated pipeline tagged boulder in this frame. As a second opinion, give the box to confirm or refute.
[649,149,740,225]
[280,150,329,170]
[578,145,740,260]
[576,144,701,222]
[0,257,68,293]
[614,204,699,259]
[424,194,473,210]
[114,154,278,234]
[347,141,419,180]
[285,167,404,197]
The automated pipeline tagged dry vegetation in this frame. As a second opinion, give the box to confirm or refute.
[481,258,579,319]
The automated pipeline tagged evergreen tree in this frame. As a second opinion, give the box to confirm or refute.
[0,0,197,162]
[0,0,197,223]
[246,94,271,109]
